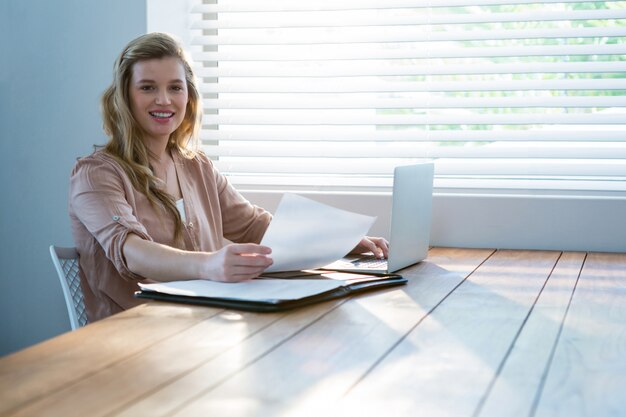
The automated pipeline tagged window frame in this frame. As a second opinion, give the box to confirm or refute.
[148,0,626,252]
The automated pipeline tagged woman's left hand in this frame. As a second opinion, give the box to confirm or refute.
[350,236,390,259]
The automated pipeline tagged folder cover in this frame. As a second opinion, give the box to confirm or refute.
[134,271,406,313]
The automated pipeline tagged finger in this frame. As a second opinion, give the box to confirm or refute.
[229,243,272,256]
[377,238,390,257]
[369,237,388,258]
[235,253,273,267]
[359,238,382,258]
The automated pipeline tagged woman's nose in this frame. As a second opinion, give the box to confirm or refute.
[155,90,171,105]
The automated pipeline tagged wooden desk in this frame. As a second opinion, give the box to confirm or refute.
[1,248,625,417]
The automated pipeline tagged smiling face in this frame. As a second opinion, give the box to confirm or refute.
[129,57,189,146]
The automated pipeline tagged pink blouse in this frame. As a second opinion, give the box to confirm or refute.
[69,149,271,322]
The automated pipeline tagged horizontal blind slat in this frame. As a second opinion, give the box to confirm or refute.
[213,159,626,176]
[204,113,624,126]
[203,96,626,109]
[197,61,626,77]
[220,178,626,193]
[223,176,626,193]
[200,78,626,93]
[191,9,626,29]
[201,130,626,142]
[194,44,626,61]
[191,0,606,13]
[204,113,624,125]
[195,27,626,46]
[205,143,626,159]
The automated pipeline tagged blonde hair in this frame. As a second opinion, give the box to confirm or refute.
[101,32,202,242]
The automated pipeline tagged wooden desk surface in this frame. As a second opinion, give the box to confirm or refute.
[1,248,625,417]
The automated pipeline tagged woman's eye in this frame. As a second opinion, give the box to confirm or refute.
[171,86,183,92]
[140,85,154,91]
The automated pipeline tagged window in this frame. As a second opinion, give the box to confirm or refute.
[188,1,626,196]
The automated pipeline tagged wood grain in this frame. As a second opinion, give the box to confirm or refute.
[166,248,494,417]
[8,309,284,417]
[534,252,626,417]
[477,252,585,417]
[0,302,220,415]
[2,248,623,417]
[114,297,347,417]
[332,250,562,417]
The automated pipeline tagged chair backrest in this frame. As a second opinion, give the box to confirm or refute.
[49,245,88,330]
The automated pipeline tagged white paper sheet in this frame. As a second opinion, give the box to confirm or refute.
[138,279,344,302]
[261,193,376,272]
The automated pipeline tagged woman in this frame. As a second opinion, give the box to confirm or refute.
[70,32,388,322]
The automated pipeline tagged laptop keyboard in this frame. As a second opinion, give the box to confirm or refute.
[351,255,387,268]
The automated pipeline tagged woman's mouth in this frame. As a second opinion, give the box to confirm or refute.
[149,111,174,119]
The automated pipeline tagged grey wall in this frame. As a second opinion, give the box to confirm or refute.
[0,0,146,355]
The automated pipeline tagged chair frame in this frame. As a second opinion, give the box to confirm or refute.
[49,245,88,329]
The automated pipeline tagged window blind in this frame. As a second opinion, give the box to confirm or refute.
[189,0,626,195]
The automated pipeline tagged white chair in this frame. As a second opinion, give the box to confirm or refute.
[49,245,88,329]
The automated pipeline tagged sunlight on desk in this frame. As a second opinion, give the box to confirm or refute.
[1,248,624,417]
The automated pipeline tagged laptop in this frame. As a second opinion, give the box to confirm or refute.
[323,162,434,274]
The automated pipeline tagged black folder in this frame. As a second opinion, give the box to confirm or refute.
[134,271,406,313]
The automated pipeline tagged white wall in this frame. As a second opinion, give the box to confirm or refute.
[243,191,626,253]
[0,0,147,355]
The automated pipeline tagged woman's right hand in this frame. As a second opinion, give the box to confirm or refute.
[204,243,273,282]
[124,234,272,283]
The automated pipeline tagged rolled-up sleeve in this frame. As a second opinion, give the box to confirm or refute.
[70,156,152,281]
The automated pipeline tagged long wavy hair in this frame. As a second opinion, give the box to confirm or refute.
[101,32,202,242]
